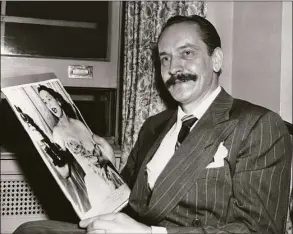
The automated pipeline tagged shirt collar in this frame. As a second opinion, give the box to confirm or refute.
[177,86,222,122]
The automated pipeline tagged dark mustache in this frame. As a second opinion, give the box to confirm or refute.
[165,73,198,88]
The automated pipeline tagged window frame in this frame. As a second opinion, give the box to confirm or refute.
[0,1,112,61]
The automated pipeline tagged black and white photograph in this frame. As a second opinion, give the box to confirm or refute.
[0,1,292,234]
[2,78,130,221]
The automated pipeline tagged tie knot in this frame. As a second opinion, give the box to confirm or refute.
[181,115,197,129]
[176,115,198,148]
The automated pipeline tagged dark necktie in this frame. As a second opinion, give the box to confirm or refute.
[175,115,198,150]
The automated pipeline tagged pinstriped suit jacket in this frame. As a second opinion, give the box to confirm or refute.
[121,89,292,234]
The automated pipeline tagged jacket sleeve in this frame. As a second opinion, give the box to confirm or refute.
[165,111,292,234]
[120,117,152,189]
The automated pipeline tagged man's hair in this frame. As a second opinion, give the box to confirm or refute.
[37,85,77,119]
[158,15,221,56]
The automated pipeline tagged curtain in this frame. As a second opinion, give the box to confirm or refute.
[120,1,207,170]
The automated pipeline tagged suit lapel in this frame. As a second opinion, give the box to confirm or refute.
[129,111,177,213]
[140,89,239,223]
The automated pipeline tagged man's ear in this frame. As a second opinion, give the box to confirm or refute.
[212,47,223,73]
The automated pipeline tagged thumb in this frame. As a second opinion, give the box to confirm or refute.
[92,134,107,145]
[92,134,115,165]
[79,216,99,228]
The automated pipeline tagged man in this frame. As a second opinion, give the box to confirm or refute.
[14,15,291,234]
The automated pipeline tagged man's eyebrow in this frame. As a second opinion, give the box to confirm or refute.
[159,51,168,57]
[178,43,199,50]
[159,44,200,56]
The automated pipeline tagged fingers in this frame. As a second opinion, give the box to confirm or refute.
[79,213,116,228]
[79,216,100,228]
[92,134,115,165]
[87,220,113,233]
[87,230,105,234]
[92,134,108,145]
[81,213,149,234]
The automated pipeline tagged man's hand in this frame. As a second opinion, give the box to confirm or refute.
[92,134,115,167]
[79,212,152,234]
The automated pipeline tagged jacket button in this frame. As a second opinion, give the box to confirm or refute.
[192,218,201,227]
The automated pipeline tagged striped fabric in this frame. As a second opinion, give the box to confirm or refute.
[175,115,198,151]
[121,88,292,234]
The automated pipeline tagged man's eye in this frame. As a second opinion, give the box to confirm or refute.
[160,57,170,65]
[182,50,194,58]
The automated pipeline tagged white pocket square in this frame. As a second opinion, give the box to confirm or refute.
[206,142,228,168]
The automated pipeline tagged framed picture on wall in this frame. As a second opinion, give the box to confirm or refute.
[0,1,111,61]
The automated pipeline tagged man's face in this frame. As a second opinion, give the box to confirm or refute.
[39,90,63,118]
[158,22,217,106]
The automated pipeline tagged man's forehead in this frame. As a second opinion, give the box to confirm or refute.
[158,22,202,51]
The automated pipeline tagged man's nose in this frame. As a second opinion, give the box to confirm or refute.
[168,57,183,75]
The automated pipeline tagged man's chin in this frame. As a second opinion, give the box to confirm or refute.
[169,90,192,103]
[168,80,195,92]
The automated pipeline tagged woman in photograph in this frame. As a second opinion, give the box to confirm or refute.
[15,105,91,213]
[37,85,122,210]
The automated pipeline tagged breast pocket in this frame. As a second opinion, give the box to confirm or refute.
[196,159,232,181]
[191,159,233,214]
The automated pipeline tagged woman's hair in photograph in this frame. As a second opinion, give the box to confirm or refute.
[37,85,78,119]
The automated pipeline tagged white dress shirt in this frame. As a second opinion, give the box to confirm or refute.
[147,86,221,233]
